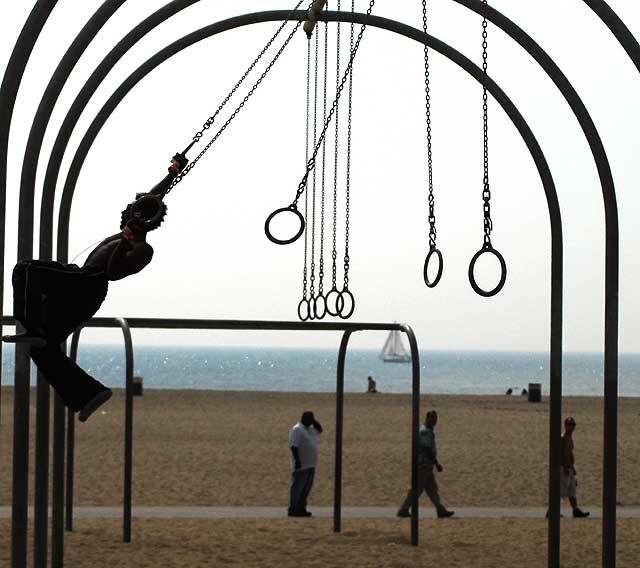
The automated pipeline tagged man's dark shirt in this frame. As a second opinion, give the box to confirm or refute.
[418,424,437,466]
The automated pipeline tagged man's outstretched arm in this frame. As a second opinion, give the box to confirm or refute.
[148,154,187,196]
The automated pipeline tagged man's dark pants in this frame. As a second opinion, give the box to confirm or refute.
[12,260,110,411]
[289,467,315,514]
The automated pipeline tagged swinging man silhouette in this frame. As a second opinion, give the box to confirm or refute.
[3,154,187,422]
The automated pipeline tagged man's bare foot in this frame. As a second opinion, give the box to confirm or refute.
[78,389,113,422]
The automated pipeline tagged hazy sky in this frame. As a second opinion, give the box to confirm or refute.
[1,1,639,351]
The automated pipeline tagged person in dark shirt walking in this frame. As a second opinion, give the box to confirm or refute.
[397,410,454,518]
[561,417,590,517]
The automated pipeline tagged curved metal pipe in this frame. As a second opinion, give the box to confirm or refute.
[116,317,135,543]
[54,11,564,562]
[0,4,61,565]
[12,4,128,567]
[40,0,201,263]
[578,2,640,562]
[398,323,421,546]
[448,3,619,564]
[583,0,640,74]
[64,318,135,544]
[66,330,83,533]
[333,329,352,534]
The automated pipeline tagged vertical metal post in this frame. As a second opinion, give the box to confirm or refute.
[66,329,82,532]
[547,231,564,567]
[333,330,351,533]
[33,373,50,567]
[12,342,31,568]
[3,3,60,565]
[117,318,134,543]
[51,389,66,567]
[401,325,421,546]
[602,295,618,568]
[65,408,75,531]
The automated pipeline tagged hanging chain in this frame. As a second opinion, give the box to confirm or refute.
[182,0,305,155]
[291,0,376,208]
[309,29,320,302]
[343,0,355,290]
[302,37,311,301]
[331,0,341,291]
[166,3,310,195]
[481,0,492,246]
[422,0,437,249]
[318,17,329,297]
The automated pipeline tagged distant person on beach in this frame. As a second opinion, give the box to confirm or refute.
[366,375,379,393]
[561,417,590,517]
[2,156,187,422]
[505,388,513,395]
[521,388,528,396]
[288,411,323,517]
[397,410,454,519]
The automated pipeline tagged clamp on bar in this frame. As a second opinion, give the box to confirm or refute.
[303,0,327,37]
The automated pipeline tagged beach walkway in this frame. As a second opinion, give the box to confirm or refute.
[1,506,639,519]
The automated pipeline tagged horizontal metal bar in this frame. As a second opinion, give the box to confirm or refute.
[1,316,405,333]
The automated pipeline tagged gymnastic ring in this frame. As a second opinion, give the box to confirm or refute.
[264,205,305,245]
[423,247,443,288]
[468,243,507,297]
[130,194,165,231]
[325,288,341,317]
[313,293,327,320]
[337,288,355,319]
[297,298,310,321]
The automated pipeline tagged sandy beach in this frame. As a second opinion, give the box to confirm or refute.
[1,388,639,566]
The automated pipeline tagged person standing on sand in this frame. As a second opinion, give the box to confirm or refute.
[288,411,322,517]
[561,417,590,517]
[397,410,454,518]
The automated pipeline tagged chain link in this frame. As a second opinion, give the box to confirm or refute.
[331,0,341,290]
[184,0,306,155]
[309,30,320,300]
[343,0,355,289]
[481,0,492,246]
[422,0,437,249]
[291,0,376,208]
[318,17,329,296]
[167,4,310,195]
[302,37,311,300]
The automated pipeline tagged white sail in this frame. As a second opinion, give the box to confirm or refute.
[380,329,411,363]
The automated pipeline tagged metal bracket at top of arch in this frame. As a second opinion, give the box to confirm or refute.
[304,0,328,37]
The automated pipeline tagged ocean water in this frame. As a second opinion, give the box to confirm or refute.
[2,345,640,396]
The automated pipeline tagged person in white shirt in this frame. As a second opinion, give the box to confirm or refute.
[288,411,322,517]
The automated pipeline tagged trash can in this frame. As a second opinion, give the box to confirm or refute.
[528,383,541,403]
[132,376,143,396]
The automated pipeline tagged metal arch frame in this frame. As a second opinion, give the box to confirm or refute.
[451,3,624,566]
[66,317,134,541]
[0,3,60,567]
[1,1,636,567]
[55,8,569,563]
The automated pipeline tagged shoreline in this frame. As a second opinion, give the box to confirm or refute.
[2,385,640,399]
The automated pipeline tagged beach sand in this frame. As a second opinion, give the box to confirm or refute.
[1,388,639,566]
[2,517,640,567]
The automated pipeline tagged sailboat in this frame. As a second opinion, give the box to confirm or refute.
[380,328,411,363]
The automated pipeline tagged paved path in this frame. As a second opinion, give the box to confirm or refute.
[1,506,639,519]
